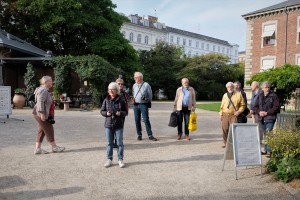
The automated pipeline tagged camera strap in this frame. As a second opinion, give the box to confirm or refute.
[134,82,144,99]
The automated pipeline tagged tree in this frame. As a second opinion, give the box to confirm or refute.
[178,53,244,100]
[0,0,139,80]
[24,62,38,99]
[246,64,300,107]
[139,42,184,99]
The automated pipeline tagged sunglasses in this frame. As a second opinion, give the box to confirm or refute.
[118,83,123,85]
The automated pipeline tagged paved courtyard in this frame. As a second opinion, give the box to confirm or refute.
[0,102,298,199]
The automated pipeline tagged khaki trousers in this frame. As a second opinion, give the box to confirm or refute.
[33,115,55,143]
[221,114,237,144]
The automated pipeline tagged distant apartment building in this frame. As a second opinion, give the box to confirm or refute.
[238,51,246,64]
[120,14,239,64]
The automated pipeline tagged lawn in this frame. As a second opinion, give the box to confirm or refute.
[196,102,221,112]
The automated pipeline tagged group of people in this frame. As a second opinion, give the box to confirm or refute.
[220,80,279,157]
[31,73,279,168]
[100,73,196,168]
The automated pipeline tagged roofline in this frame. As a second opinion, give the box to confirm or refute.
[242,4,300,20]
[1,57,51,62]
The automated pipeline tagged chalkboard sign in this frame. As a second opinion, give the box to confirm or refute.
[232,123,261,167]
[0,86,11,116]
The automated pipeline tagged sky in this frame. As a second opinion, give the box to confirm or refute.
[112,0,285,51]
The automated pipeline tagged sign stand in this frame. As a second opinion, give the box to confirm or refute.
[222,123,262,180]
[0,86,24,122]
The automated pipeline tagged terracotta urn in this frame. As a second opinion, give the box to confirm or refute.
[13,93,26,109]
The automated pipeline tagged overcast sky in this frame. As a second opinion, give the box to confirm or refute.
[112,0,285,51]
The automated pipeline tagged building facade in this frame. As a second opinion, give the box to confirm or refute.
[242,0,300,95]
[121,14,239,64]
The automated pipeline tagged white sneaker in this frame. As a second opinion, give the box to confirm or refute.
[52,146,65,153]
[119,160,125,168]
[104,160,112,168]
[34,148,49,155]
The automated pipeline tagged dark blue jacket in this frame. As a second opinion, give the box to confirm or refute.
[253,91,279,123]
[100,95,128,129]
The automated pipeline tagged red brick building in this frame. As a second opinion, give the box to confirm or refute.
[242,0,300,96]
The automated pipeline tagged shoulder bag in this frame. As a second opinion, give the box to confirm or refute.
[227,93,247,123]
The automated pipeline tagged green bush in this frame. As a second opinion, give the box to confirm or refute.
[267,128,300,160]
[266,128,300,182]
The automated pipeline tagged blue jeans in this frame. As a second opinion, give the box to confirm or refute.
[263,122,275,153]
[133,103,153,137]
[177,107,191,136]
[105,128,124,161]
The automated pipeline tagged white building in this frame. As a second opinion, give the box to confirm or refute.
[120,14,239,63]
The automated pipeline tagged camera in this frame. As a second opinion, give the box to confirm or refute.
[46,116,55,124]
[141,94,149,101]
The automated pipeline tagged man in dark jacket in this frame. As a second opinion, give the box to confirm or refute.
[252,81,279,156]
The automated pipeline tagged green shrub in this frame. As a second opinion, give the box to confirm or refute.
[266,128,300,160]
[266,128,300,182]
[268,158,300,182]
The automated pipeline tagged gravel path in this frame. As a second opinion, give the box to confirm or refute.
[0,102,297,200]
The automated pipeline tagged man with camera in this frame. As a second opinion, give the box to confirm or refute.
[132,72,157,141]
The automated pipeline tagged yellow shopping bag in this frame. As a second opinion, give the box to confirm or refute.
[188,112,197,132]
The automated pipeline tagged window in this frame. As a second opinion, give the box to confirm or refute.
[296,54,300,65]
[227,48,229,54]
[170,36,174,43]
[122,31,126,38]
[262,23,276,46]
[188,51,191,57]
[218,46,220,52]
[201,43,204,49]
[213,45,215,51]
[156,38,159,44]
[137,34,141,43]
[129,33,134,42]
[177,37,180,45]
[297,17,300,43]
[196,41,199,48]
[261,57,275,71]
[206,44,209,50]
[189,40,192,47]
[183,39,186,46]
[222,47,225,53]
[145,36,149,44]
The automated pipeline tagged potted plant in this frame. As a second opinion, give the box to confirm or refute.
[13,88,26,109]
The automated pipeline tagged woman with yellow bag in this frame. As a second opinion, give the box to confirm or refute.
[173,78,196,140]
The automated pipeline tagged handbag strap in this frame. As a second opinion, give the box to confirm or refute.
[134,82,144,99]
[227,92,237,111]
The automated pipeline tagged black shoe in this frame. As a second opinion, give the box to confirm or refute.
[137,135,142,141]
[113,143,118,148]
[149,136,157,141]
[261,151,268,155]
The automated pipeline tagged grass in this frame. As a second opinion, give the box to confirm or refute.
[196,102,221,112]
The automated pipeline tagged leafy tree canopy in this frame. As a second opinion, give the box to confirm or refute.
[139,42,184,99]
[0,0,139,80]
[178,53,244,100]
[246,64,300,107]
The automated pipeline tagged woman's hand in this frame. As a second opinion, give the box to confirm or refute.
[41,113,46,121]
[107,111,112,116]
[115,111,121,116]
